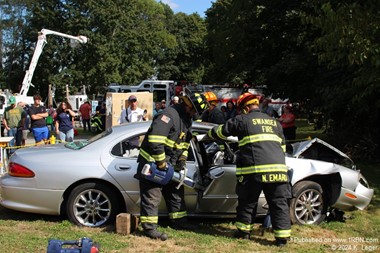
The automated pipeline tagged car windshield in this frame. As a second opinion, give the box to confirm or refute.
[64,129,113,150]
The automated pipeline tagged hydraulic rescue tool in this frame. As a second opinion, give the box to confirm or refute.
[141,162,195,189]
[46,237,99,253]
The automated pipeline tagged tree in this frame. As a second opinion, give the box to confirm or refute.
[304,1,380,158]
[0,0,32,91]
[2,0,209,99]
[157,11,207,83]
[8,0,179,98]
[205,0,321,99]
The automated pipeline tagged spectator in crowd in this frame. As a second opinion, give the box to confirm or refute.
[225,99,237,120]
[29,94,49,145]
[278,105,296,141]
[47,104,57,132]
[79,100,92,131]
[153,102,162,117]
[172,96,180,105]
[55,100,76,142]
[95,101,102,112]
[3,97,25,154]
[118,95,146,125]
[260,98,274,118]
[221,105,227,120]
[161,100,167,110]
[21,104,30,146]
[118,95,146,155]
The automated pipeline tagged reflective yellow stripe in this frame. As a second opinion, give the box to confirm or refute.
[140,148,165,163]
[140,216,158,224]
[139,149,155,162]
[148,135,167,144]
[236,164,288,175]
[181,150,188,157]
[166,138,176,148]
[181,142,190,149]
[239,134,282,147]
[148,135,188,150]
[173,142,189,149]
[151,152,166,161]
[281,144,286,152]
[215,125,227,140]
[235,222,254,232]
[169,211,187,219]
[274,229,291,238]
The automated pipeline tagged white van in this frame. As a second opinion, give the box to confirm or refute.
[107,80,176,104]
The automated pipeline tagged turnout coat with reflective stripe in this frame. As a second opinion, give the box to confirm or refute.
[208,109,287,177]
[137,104,192,166]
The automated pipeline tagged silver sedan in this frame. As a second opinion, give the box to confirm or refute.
[0,121,374,227]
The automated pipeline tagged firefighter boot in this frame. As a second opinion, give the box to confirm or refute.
[233,229,250,240]
[143,229,168,241]
[275,237,289,247]
[170,218,199,231]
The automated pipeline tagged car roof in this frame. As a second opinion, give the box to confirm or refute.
[110,123,353,166]
[111,120,218,135]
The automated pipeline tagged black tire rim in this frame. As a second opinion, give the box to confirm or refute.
[72,189,112,227]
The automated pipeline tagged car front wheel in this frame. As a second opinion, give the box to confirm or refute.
[289,181,327,225]
[66,182,120,227]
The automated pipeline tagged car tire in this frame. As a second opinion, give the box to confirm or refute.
[289,181,327,225]
[66,182,120,227]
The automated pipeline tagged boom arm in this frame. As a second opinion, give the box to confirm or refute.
[19,29,88,97]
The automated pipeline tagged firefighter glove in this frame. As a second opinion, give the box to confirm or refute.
[156,161,167,170]
[175,159,186,172]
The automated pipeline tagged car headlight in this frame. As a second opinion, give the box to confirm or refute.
[359,173,370,188]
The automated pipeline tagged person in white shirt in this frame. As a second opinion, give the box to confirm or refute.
[118,95,147,156]
[118,95,147,124]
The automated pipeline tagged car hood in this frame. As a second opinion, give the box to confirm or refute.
[287,138,355,169]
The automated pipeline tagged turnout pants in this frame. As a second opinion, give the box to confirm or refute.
[138,163,187,230]
[235,174,292,238]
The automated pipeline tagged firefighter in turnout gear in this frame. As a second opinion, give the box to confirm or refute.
[135,92,209,241]
[207,92,291,246]
[201,91,226,124]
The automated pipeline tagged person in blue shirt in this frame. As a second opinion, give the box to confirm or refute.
[153,102,162,117]
[54,100,76,142]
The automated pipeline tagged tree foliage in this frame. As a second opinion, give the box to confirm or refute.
[1,0,206,97]
[302,0,380,158]
[205,0,380,158]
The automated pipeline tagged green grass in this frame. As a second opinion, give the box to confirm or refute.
[0,202,379,252]
[295,118,328,141]
[0,120,379,252]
